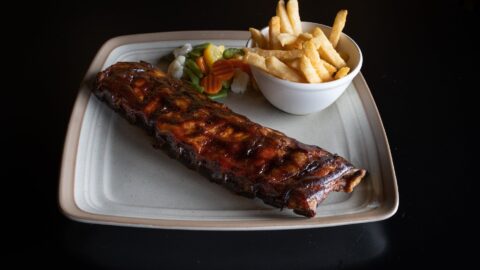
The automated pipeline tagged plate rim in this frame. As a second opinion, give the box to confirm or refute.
[58,30,398,230]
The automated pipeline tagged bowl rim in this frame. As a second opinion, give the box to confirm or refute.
[246,22,363,92]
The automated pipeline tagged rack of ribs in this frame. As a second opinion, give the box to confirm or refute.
[93,61,366,217]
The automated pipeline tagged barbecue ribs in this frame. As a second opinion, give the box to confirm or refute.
[93,61,366,217]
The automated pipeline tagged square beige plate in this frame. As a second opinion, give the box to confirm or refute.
[59,31,398,230]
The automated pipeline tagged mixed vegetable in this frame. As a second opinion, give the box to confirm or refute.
[167,43,251,99]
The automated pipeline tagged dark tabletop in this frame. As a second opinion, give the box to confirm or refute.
[7,0,476,268]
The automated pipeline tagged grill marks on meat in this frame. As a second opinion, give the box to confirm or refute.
[94,62,366,217]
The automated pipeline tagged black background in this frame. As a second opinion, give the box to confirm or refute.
[6,0,476,268]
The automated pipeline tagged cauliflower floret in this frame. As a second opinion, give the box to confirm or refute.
[168,59,184,79]
[176,55,186,65]
[231,70,249,94]
[173,43,192,58]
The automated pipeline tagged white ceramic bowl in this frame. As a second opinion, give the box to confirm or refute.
[247,22,363,115]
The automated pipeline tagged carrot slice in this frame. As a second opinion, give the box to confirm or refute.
[211,60,235,81]
[201,74,223,94]
[196,56,208,74]
[229,59,252,75]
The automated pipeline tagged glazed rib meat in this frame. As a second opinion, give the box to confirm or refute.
[94,61,366,217]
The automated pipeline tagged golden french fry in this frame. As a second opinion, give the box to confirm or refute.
[303,40,331,81]
[329,10,348,48]
[311,27,347,68]
[299,55,321,83]
[249,28,268,49]
[244,52,267,71]
[277,33,297,46]
[334,66,350,79]
[285,58,300,70]
[269,16,282,49]
[300,33,313,39]
[303,40,321,67]
[277,0,294,34]
[247,3,351,83]
[320,59,337,74]
[244,47,302,61]
[265,56,303,82]
[286,0,302,34]
[284,33,312,50]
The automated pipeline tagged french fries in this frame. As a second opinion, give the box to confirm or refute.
[246,0,351,83]
[269,16,282,49]
[249,28,267,49]
[286,0,302,34]
[303,40,332,81]
[277,0,294,34]
[265,56,303,82]
[329,10,348,48]
[311,27,347,69]
[299,56,321,83]
[244,48,302,61]
[244,52,267,71]
[321,59,337,74]
[277,33,297,47]
[284,33,312,50]
[334,67,350,80]
[286,58,300,70]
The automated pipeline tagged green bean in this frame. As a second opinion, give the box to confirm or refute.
[185,59,203,78]
[187,49,202,59]
[183,67,199,85]
[208,87,228,100]
[188,82,204,93]
[223,48,244,59]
